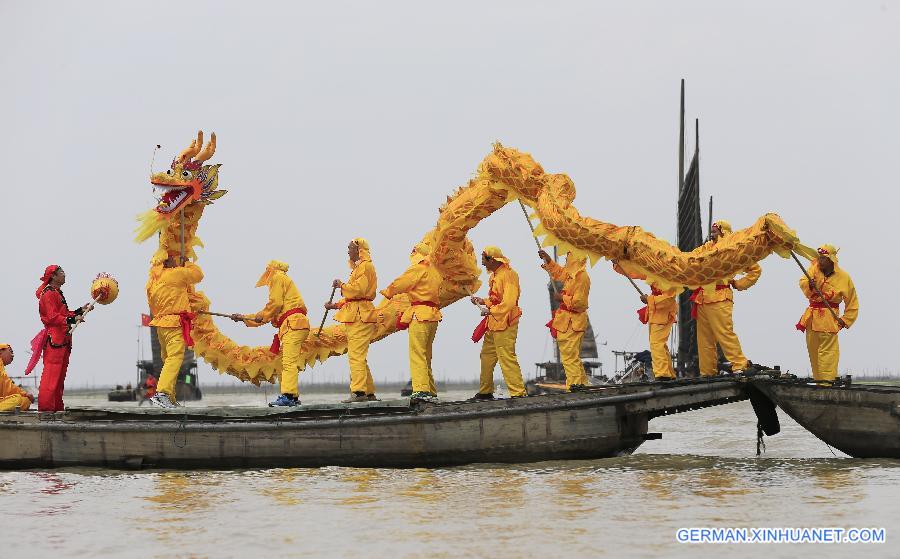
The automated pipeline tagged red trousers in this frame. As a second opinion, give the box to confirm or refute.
[38,344,71,411]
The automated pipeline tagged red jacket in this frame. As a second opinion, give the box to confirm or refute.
[38,287,77,347]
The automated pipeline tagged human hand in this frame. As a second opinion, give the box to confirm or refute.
[538,250,551,263]
[640,294,648,304]
[480,308,489,316]
[553,293,563,303]
[837,318,847,329]
[470,296,485,306]
[332,279,343,289]
[229,313,243,322]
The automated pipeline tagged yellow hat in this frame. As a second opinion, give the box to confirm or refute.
[816,244,839,264]
[0,344,9,351]
[256,260,289,287]
[350,238,372,266]
[482,246,509,265]
[712,220,732,234]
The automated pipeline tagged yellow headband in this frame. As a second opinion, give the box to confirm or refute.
[482,245,509,265]
[713,220,732,234]
[256,260,289,287]
[817,244,839,264]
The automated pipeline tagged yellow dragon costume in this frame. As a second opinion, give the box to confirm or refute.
[136,133,813,385]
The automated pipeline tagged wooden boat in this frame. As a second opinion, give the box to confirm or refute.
[0,378,747,470]
[750,376,900,459]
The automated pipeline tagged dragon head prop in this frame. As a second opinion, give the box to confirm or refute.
[135,131,227,245]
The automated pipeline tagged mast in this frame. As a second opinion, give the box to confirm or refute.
[676,84,703,377]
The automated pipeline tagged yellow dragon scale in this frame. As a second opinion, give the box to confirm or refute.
[141,141,812,384]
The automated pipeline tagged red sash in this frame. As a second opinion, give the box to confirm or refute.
[179,312,196,348]
[471,316,488,343]
[690,284,730,318]
[396,301,438,330]
[795,300,840,332]
[269,308,307,354]
[544,302,572,339]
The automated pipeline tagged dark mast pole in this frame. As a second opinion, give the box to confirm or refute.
[675,80,685,376]
[678,80,685,202]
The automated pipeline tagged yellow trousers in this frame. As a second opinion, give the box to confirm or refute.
[0,394,31,412]
[557,329,588,388]
[408,320,439,394]
[479,324,526,397]
[345,321,376,394]
[157,327,185,402]
[279,327,309,396]
[697,301,748,377]
[649,323,676,379]
[806,330,839,382]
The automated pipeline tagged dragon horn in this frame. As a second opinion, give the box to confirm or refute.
[194,132,216,163]
[177,130,204,163]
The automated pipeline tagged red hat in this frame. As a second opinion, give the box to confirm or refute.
[36,264,60,298]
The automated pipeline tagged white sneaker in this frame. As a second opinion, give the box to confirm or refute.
[149,393,177,409]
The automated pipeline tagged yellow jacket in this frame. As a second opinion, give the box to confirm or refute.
[543,260,590,332]
[335,258,378,323]
[147,263,204,328]
[647,286,678,325]
[248,270,310,331]
[0,362,27,400]
[798,266,859,333]
[694,239,762,304]
[381,261,442,323]
[485,264,522,331]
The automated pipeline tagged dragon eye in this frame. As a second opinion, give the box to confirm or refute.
[166,169,174,176]
[181,170,192,179]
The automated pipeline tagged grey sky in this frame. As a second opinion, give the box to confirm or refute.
[1,1,897,387]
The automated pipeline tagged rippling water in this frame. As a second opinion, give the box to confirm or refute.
[2,391,897,558]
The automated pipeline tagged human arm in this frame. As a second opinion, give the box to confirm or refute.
[486,270,519,318]
[840,277,859,328]
[561,271,590,312]
[380,265,423,300]
[732,263,761,291]
[339,262,372,299]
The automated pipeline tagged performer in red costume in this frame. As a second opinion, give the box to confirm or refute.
[30,265,90,411]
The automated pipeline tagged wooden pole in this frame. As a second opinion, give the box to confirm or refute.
[180,208,186,263]
[518,200,559,294]
[790,251,840,322]
[198,310,238,319]
[316,286,338,337]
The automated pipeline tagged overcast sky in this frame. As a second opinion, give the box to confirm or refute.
[1,1,897,388]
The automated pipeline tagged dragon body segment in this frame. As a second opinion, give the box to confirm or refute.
[138,135,809,385]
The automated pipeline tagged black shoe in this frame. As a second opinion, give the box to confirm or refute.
[655,376,675,382]
[467,392,496,402]
[509,394,528,399]
[366,394,380,401]
[568,384,589,392]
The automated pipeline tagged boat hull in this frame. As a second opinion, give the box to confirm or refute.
[751,379,900,458]
[0,380,747,469]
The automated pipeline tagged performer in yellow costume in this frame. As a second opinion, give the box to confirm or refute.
[0,344,34,412]
[146,256,204,408]
[613,262,677,380]
[232,261,310,407]
[470,246,526,400]
[796,245,858,382]
[642,286,678,380]
[538,249,591,391]
[693,220,761,377]
[381,243,442,402]
[325,238,379,403]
